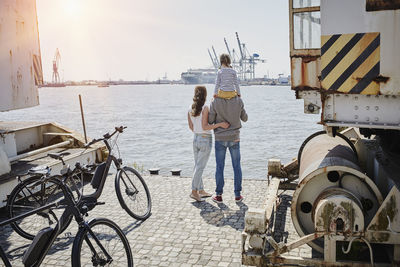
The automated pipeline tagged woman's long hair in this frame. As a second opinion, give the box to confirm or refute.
[191,86,207,117]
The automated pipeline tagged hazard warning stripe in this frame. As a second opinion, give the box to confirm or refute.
[321,34,340,55]
[350,62,380,94]
[321,32,380,95]
[329,34,380,91]
[321,33,365,79]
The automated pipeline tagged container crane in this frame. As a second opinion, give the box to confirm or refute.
[52,48,61,84]
[211,46,219,68]
[207,48,218,69]
[223,38,232,59]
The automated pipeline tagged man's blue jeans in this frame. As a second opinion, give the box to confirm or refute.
[214,141,242,197]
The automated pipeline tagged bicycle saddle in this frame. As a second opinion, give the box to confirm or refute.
[48,152,70,160]
[28,166,51,175]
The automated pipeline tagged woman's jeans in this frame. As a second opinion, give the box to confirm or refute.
[214,141,242,197]
[192,134,212,191]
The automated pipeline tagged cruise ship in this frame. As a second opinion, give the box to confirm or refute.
[181,68,217,84]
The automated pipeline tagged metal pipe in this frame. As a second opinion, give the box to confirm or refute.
[79,94,88,143]
[9,139,72,162]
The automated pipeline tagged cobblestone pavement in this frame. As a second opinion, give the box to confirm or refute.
[0,175,312,266]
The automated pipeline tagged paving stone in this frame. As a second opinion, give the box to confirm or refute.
[0,175,311,266]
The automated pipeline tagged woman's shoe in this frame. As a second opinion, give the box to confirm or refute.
[190,193,204,202]
[199,191,212,198]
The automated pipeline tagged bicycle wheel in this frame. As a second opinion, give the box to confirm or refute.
[7,175,73,240]
[72,218,133,267]
[115,167,151,220]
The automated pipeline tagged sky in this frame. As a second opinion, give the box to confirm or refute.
[37,0,290,82]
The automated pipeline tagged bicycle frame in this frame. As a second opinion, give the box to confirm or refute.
[84,135,123,200]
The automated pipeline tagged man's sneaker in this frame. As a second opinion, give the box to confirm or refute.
[235,196,244,203]
[212,195,223,203]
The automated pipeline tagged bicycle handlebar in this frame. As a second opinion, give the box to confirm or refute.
[84,126,127,148]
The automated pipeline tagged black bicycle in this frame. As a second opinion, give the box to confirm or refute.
[7,126,151,240]
[0,164,133,267]
[6,161,89,240]
[86,126,152,221]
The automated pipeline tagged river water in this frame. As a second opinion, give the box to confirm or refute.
[2,84,322,179]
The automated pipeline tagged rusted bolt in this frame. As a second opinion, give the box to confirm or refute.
[366,106,370,110]
[375,106,379,111]
[307,104,315,112]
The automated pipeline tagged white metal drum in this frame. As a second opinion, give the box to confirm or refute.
[291,132,383,252]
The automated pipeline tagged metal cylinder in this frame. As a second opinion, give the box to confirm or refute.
[291,132,383,252]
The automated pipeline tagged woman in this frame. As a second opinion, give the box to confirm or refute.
[187,86,229,202]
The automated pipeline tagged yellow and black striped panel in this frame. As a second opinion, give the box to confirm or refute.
[321,32,380,95]
[33,54,43,86]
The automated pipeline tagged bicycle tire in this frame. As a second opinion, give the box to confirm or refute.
[7,175,73,240]
[115,167,151,220]
[71,218,133,267]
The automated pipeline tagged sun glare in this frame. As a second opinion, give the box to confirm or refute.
[63,0,81,18]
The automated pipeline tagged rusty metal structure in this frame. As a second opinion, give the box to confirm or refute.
[242,0,400,265]
[0,0,42,112]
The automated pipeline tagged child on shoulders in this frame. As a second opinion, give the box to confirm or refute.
[214,54,241,100]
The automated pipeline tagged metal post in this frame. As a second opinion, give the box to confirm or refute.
[79,94,88,143]
[324,235,336,263]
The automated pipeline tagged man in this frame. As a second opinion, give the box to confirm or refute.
[208,96,248,203]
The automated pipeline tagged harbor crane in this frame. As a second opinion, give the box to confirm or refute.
[224,38,232,59]
[207,48,219,69]
[207,33,266,81]
[52,48,61,84]
[234,32,266,80]
[211,46,219,68]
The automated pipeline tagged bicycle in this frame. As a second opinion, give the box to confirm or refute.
[0,163,133,267]
[7,126,152,240]
[6,155,92,240]
[86,126,152,221]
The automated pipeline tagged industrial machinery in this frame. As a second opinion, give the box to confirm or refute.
[242,0,400,265]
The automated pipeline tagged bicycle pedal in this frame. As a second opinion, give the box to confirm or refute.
[64,232,72,238]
